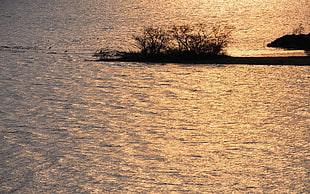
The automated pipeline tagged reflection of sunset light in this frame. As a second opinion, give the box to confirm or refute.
[69,62,310,192]
[1,0,309,193]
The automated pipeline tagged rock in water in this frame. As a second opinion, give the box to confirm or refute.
[267,33,310,50]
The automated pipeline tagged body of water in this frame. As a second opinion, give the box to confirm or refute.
[1,0,309,193]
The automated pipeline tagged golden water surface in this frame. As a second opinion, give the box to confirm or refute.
[0,0,309,193]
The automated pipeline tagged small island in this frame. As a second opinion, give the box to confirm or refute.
[267,33,310,51]
[93,24,310,65]
[267,24,310,51]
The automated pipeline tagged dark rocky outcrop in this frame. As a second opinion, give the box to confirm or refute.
[267,33,310,51]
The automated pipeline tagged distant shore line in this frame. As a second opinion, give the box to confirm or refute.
[94,55,310,66]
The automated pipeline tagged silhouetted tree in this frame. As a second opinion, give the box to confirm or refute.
[133,24,232,56]
[133,27,170,55]
[292,24,304,35]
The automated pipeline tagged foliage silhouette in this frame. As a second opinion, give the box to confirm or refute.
[133,24,232,56]
[292,24,305,35]
[95,24,233,62]
[133,27,170,55]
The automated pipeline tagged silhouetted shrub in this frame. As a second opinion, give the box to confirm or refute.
[94,24,233,62]
[133,27,170,55]
[133,24,232,56]
[94,48,125,60]
[292,24,304,35]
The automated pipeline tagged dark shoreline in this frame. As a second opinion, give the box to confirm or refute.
[95,56,310,66]
[195,56,310,65]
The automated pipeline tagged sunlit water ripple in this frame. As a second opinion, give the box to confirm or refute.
[0,0,309,193]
